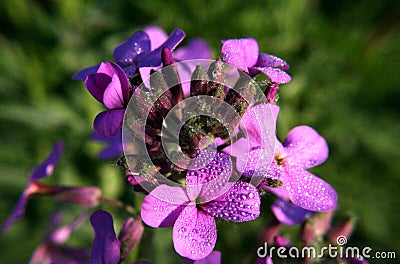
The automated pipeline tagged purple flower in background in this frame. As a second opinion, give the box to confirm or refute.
[183,250,221,264]
[86,210,146,264]
[221,38,291,84]
[271,197,313,226]
[84,62,131,137]
[141,152,260,260]
[73,28,185,80]
[1,141,63,233]
[91,130,123,160]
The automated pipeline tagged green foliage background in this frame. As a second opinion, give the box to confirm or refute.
[0,0,398,263]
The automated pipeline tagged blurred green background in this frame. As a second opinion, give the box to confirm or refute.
[0,0,399,263]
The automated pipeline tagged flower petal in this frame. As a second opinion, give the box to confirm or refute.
[1,193,29,233]
[84,72,111,104]
[173,204,217,260]
[202,181,260,222]
[271,197,313,226]
[236,148,275,180]
[103,75,126,109]
[141,185,189,228]
[113,31,151,67]
[221,38,259,72]
[98,62,130,104]
[283,166,337,212]
[91,130,123,160]
[250,67,292,84]
[93,109,125,137]
[136,28,186,67]
[90,210,121,264]
[183,250,222,264]
[255,54,290,70]
[284,126,329,169]
[30,141,64,182]
[118,217,144,262]
[174,39,213,61]
[72,64,100,81]
[144,26,168,50]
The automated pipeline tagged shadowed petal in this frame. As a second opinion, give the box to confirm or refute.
[30,141,64,182]
[202,182,260,222]
[141,185,189,228]
[72,64,100,81]
[284,126,329,169]
[173,204,217,260]
[91,131,123,160]
[93,109,125,137]
[84,73,111,104]
[221,38,259,72]
[1,193,29,233]
[255,54,290,70]
[113,31,151,67]
[174,39,213,61]
[90,210,120,264]
[98,62,130,104]
[103,75,125,109]
[249,67,292,84]
[283,166,337,212]
[271,198,313,226]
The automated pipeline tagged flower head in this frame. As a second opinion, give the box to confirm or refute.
[141,151,260,260]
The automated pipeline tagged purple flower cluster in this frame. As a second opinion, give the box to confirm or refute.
[1,26,365,264]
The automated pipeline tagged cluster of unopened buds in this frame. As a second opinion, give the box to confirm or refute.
[1,26,367,264]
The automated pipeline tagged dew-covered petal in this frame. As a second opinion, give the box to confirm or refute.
[240,104,276,150]
[174,39,213,61]
[283,166,337,212]
[255,54,290,70]
[84,73,111,104]
[72,64,100,81]
[98,62,130,104]
[136,29,186,67]
[271,197,313,226]
[30,141,64,182]
[173,204,217,260]
[222,138,250,158]
[202,181,260,222]
[221,38,259,72]
[144,26,168,50]
[90,210,121,264]
[113,31,151,67]
[93,109,125,137]
[284,126,329,169]
[249,67,292,84]
[236,148,275,180]
[141,185,189,228]
[186,151,232,201]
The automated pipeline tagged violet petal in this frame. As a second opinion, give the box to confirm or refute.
[103,74,125,109]
[202,181,260,222]
[255,54,290,70]
[72,64,100,81]
[113,31,151,67]
[283,166,337,212]
[1,193,29,233]
[90,210,121,264]
[174,39,213,61]
[284,126,329,169]
[141,185,189,228]
[173,204,217,260]
[98,62,130,104]
[183,250,222,264]
[30,141,64,182]
[93,109,125,137]
[221,38,259,72]
[250,67,292,84]
[271,197,313,226]
[91,131,123,160]
[84,73,111,104]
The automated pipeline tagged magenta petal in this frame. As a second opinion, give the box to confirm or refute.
[255,54,290,70]
[221,38,259,72]
[141,185,189,228]
[84,73,111,104]
[94,109,125,137]
[284,167,337,212]
[250,67,292,84]
[183,250,222,264]
[173,204,217,260]
[144,26,168,50]
[202,181,260,222]
[30,141,64,182]
[72,64,100,81]
[90,210,121,264]
[174,39,213,61]
[271,198,313,226]
[97,62,130,104]
[236,148,275,179]
[284,126,329,169]
[103,75,125,109]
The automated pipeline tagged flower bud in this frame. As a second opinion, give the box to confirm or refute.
[118,217,144,261]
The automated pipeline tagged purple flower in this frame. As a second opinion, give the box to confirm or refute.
[91,130,123,160]
[84,62,131,137]
[1,141,63,233]
[141,151,261,260]
[73,28,185,80]
[87,210,145,264]
[271,197,313,226]
[221,38,291,84]
[183,250,221,264]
